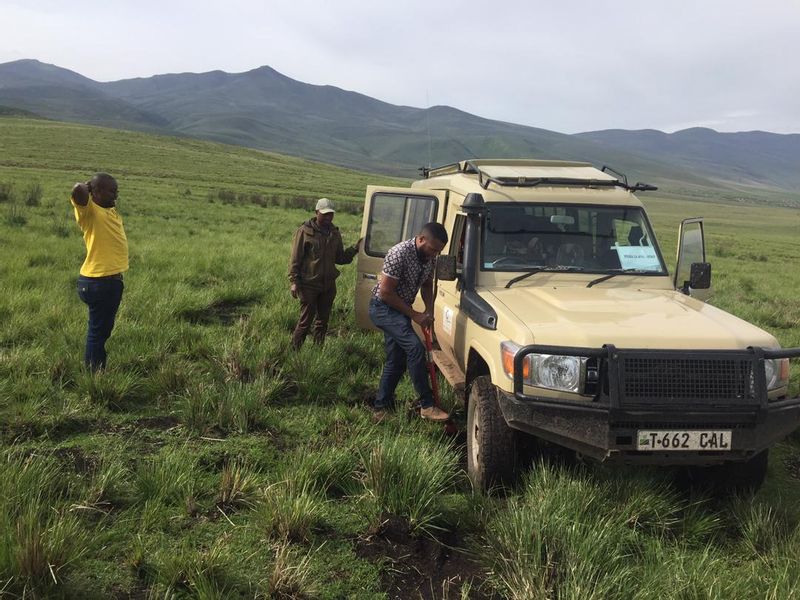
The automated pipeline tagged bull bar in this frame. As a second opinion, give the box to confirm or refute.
[501,344,800,463]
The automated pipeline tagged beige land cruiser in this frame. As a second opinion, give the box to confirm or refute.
[354,159,800,493]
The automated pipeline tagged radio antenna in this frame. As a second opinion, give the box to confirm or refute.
[426,90,432,169]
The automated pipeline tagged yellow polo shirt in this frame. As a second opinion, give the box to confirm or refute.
[72,198,129,277]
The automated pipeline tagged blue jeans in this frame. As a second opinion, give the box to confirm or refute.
[369,298,433,409]
[77,275,124,371]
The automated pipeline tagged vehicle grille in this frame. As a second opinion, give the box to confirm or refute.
[618,354,756,405]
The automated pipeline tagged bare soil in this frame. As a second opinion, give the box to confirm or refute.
[355,513,499,600]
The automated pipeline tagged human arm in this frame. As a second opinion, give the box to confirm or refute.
[420,276,435,317]
[378,275,433,327]
[288,227,305,297]
[335,233,361,265]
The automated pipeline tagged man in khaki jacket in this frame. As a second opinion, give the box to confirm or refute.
[288,198,360,349]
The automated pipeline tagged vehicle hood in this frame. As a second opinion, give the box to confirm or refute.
[487,286,779,350]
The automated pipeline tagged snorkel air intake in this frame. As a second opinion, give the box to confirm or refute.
[461,193,497,330]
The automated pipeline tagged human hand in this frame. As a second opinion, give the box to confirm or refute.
[290,283,298,299]
[412,311,434,328]
[72,182,89,204]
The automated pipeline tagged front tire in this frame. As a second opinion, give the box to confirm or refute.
[466,376,517,492]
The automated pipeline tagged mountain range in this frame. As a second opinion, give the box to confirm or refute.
[1,59,798,201]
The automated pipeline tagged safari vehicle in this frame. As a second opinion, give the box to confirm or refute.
[354,159,800,492]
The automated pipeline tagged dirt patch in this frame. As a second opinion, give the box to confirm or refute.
[784,454,800,480]
[134,415,180,430]
[1,415,104,443]
[180,296,260,326]
[355,513,499,600]
[111,582,149,600]
[54,446,98,474]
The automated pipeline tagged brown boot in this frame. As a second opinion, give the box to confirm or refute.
[420,406,450,422]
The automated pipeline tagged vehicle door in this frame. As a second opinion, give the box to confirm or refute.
[354,186,446,330]
[674,217,712,302]
[434,211,467,361]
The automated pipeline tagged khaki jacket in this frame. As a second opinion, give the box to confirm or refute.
[288,219,357,290]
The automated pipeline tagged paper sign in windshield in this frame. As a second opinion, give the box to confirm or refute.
[614,244,661,270]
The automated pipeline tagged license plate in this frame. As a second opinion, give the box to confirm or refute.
[636,430,732,451]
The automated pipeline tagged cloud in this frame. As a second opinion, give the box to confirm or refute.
[1,0,798,133]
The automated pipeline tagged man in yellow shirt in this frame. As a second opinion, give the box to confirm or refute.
[71,173,128,371]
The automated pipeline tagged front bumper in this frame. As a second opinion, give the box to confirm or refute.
[504,345,800,464]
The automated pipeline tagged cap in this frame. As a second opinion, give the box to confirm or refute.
[315,198,335,214]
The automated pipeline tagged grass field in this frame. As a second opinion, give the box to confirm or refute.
[1,117,800,599]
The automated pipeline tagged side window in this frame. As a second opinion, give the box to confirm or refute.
[365,194,437,256]
[449,215,466,270]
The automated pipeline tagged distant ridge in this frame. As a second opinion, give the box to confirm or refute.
[576,128,800,190]
[0,105,45,118]
[1,59,798,201]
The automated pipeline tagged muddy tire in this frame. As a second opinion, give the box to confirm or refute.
[466,376,517,492]
[687,449,769,495]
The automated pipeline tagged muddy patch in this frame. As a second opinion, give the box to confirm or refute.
[54,445,98,474]
[180,296,261,326]
[355,513,498,600]
[784,454,800,480]
[111,583,149,600]
[134,415,181,430]
[1,415,105,443]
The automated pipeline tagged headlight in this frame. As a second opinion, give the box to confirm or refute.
[501,342,587,393]
[532,354,586,393]
[765,358,790,390]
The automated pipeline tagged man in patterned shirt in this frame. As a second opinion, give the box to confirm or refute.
[369,222,450,421]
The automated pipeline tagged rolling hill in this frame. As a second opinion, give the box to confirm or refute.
[1,59,798,203]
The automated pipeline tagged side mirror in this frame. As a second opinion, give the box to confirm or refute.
[436,255,457,281]
[683,262,711,292]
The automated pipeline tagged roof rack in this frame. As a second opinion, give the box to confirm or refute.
[419,160,657,192]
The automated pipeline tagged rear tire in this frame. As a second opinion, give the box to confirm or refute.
[466,376,517,492]
[687,449,769,495]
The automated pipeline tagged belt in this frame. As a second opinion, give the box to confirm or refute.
[78,273,123,280]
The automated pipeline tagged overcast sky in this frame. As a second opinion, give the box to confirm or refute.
[1,0,798,134]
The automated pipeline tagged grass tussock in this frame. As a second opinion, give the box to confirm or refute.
[135,447,198,505]
[357,434,460,535]
[181,379,281,435]
[254,480,325,542]
[81,450,129,509]
[730,498,796,557]
[5,203,27,227]
[77,369,146,409]
[0,451,91,593]
[149,540,229,598]
[291,445,361,498]
[24,182,43,207]
[217,458,260,509]
[264,541,319,599]
[479,461,800,599]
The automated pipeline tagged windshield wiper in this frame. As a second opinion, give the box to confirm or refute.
[586,269,652,288]
[505,266,585,289]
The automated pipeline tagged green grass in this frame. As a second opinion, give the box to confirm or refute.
[1,116,800,597]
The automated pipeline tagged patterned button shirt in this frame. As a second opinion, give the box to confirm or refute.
[372,238,435,306]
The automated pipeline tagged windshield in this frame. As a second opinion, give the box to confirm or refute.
[482,204,666,274]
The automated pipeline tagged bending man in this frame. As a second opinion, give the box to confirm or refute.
[369,222,449,421]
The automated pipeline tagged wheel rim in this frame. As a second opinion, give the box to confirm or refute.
[470,416,480,469]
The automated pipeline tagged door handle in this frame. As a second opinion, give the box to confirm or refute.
[363,273,377,280]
